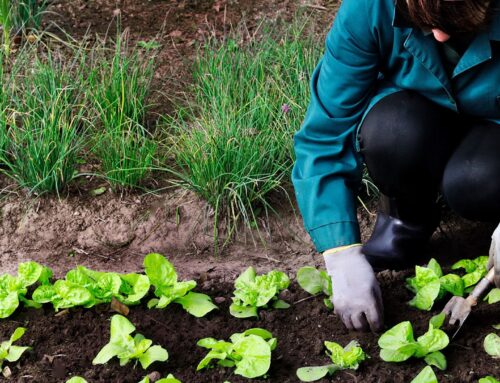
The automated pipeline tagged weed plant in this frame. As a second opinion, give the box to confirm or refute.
[166,20,321,241]
[88,32,158,189]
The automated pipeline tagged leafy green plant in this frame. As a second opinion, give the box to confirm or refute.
[406,258,464,311]
[88,31,157,188]
[378,313,449,370]
[296,340,367,382]
[0,261,52,318]
[93,315,168,369]
[138,374,181,383]
[144,253,217,317]
[197,328,277,379]
[66,378,88,383]
[485,288,500,304]
[296,266,333,309]
[33,266,150,311]
[452,256,489,291]
[484,333,499,358]
[229,266,290,318]
[410,366,438,383]
[479,377,500,383]
[0,327,29,369]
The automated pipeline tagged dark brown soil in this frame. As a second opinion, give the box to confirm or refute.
[0,275,498,383]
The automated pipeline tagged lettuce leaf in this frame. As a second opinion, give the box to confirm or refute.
[379,315,449,367]
[144,253,216,317]
[410,366,438,383]
[296,340,366,382]
[407,259,464,311]
[93,315,168,369]
[229,267,290,318]
[484,333,500,358]
[197,328,276,379]
[297,266,333,309]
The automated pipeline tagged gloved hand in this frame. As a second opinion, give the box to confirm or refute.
[488,223,500,288]
[323,245,384,332]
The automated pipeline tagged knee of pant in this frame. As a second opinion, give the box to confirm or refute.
[360,91,448,171]
[442,160,500,221]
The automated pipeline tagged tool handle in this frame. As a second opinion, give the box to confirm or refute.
[469,268,495,303]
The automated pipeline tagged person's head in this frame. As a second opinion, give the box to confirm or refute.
[405,0,493,41]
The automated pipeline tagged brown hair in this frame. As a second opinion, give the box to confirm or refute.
[405,0,493,34]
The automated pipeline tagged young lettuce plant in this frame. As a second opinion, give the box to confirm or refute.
[138,374,181,383]
[378,313,449,371]
[93,315,168,369]
[406,258,464,311]
[410,366,438,383]
[197,328,277,379]
[484,333,500,358]
[0,261,53,318]
[479,377,500,383]
[296,340,367,382]
[144,253,217,317]
[485,288,500,304]
[296,266,333,309]
[33,266,150,311]
[66,378,88,383]
[0,327,30,370]
[452,256,489,291]
[230,267,290,318]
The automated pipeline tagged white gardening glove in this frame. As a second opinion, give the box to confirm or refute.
[488,223,500,288]
[323,245,384,332]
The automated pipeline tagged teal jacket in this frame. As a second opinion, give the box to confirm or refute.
[292,0,500,252]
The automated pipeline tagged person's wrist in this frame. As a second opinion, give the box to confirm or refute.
[323,243,362,256]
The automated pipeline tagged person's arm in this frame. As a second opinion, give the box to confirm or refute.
[292,0,381,252]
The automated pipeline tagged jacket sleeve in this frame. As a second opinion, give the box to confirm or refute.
[292,0,381,252]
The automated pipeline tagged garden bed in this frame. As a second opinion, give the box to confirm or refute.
[0,273,498,382]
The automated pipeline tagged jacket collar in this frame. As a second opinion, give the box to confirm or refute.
[392,0,500,41]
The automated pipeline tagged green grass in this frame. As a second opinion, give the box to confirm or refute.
[165,20,321,243]
[2,49,86,194]
[87,32,158,189]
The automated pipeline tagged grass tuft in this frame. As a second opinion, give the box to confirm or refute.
[2,49,86,194]
[88,31,158,189]
[165,20,321,242]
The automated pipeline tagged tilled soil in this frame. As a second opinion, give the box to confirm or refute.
[0,275,498,382]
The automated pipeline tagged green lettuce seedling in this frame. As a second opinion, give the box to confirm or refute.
[33,267,150,311]
[229,267,290,318]
[0,261,53,318]
[138,374,181,383]
[484,333,500,358]
[452,256,489,291]
[479,377,500,383]
[144,253,217,317]
[66,378,88,383]
[0,327,30,369]
[378,313,449,370]
[197,328,277,379]
[296,266,333,309]
[485,288,500,304]
[93,315,168,369]
[406,258,464,311]
[410,366,438,383]
[296,340,367,382]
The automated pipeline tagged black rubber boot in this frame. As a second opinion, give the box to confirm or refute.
[362,194,440,271]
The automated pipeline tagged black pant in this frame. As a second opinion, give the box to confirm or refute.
[358,90,500,222]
